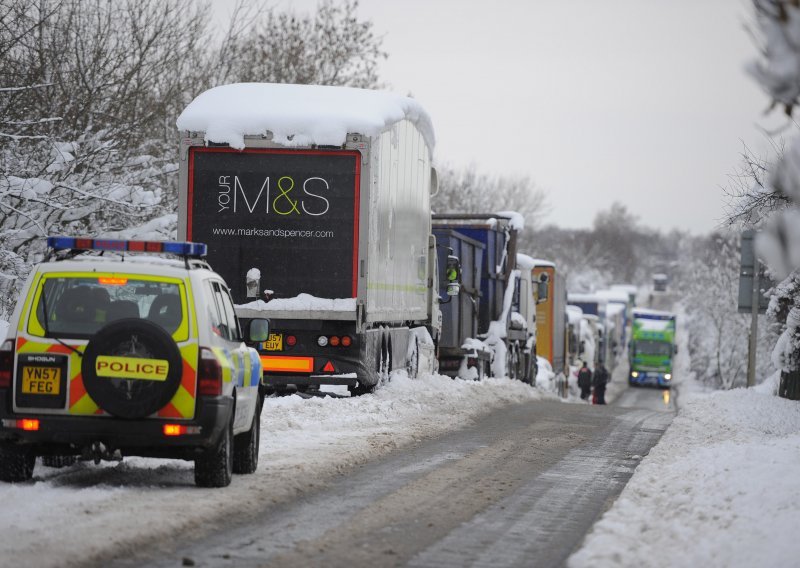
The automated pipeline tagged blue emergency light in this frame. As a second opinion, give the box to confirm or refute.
[46,236,207,257]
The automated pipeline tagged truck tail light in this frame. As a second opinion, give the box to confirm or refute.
[329,336,341,347]
[341,335,352,347]
[197,348,222,396]
[0,340,14,388]
[286,335,297,347]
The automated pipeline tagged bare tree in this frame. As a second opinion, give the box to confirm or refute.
[433,163,550,229]
[0,0,210,318]
[724,142,790,227]
[219,0,386,88]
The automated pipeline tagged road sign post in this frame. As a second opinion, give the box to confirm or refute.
[739,230,774,387]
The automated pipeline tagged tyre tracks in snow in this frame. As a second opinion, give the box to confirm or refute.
[107,399,672,568]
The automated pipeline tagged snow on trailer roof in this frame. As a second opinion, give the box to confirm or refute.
[516,254,555,271]
[633,307,676,318]
[567,292,608,304]
[595,289,631,303]
[432,211,525,232]
[176,82,435,151]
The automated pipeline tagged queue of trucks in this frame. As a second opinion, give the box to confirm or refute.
[175,82,675,393]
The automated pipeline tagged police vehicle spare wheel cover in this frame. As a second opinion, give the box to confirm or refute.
[81,319,183,419]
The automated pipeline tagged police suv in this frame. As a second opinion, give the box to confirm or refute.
[0,237,269,487]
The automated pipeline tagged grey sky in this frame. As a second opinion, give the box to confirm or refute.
[211,0,777,233]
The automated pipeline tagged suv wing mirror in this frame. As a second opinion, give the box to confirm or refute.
[245,318,270,343]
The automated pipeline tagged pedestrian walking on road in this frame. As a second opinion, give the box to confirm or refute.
[593,363,610,405]
[577,362,592,401]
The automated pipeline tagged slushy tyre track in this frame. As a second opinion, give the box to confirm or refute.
[105,399,672,568]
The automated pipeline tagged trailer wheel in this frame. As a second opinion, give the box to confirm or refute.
[378,335,391,384]
[406,337,419,379]
[506,344,519,380]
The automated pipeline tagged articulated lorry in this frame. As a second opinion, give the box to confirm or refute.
[629,308,676,388]
[176,83,441,395]
[432,227,492,379]
[526,258,567,378]
[432,214,537,382]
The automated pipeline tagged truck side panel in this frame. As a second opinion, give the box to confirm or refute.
[364,120,431,324]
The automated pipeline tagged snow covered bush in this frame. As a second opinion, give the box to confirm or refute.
[0,0,208,318]
[679,232,777,389]
[0,0,387,321]
[745,0,800,397]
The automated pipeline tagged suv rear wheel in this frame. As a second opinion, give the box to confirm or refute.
[233,400,261,474]
[0,445,35,482]
[195,416,233,488]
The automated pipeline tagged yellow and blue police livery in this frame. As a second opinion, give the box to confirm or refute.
[0,237,270,488]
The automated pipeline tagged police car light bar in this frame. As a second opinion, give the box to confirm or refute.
[47,237,207,257]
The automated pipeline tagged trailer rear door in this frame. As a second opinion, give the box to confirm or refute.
[187,148,360,302]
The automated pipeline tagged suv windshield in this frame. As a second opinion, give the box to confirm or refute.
[31,274,186,340]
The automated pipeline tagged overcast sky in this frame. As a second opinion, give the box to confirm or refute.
[211,0,780,233]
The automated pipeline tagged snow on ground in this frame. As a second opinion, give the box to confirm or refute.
[569,384,800,568]
[569,311,800,567]
[0,371,553,568]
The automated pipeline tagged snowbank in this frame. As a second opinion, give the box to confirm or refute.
[569,386,800,568]
[176,82,435,151]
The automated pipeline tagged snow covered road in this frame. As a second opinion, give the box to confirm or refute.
[104,398,672,568]
[0,373,553,568]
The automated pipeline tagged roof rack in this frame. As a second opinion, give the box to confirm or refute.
[46,237,208,269]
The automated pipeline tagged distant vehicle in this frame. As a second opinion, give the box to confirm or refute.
[0,237,268,487]
[527,258,568,378]
[629,308,676,388]
[652,273,668,292]
[432,214,537,382]
[177,83,442,396]
[567,292,611,368]
[432,227,491,379]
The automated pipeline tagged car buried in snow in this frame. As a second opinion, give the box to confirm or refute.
[0,237,269,487]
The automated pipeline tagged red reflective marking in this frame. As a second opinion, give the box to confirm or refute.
[69,374,87,408]
[47,343,75,355]
[16,337,27,350]
[352,155,360,298]
[181,358,196,398]
[158,402,182,419]
[322,361,335,372]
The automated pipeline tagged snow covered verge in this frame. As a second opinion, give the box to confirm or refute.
[0,372,552,568]
[569,377,800,568]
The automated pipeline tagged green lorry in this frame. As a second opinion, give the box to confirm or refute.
[629,308,676,388]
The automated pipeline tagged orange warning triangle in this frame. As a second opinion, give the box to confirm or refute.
[322,361,335,372]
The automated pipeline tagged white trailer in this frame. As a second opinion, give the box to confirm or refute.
[176,83,440,394]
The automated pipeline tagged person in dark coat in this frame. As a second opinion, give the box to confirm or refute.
[593,363,610,405]
[577,361,592,401]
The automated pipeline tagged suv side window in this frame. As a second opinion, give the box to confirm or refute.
[215,282,242,342]
[204,281,227,339]
[206,280,241,342]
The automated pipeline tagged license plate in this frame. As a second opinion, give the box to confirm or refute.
[264,333,283,351]
[22,366,61,395]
